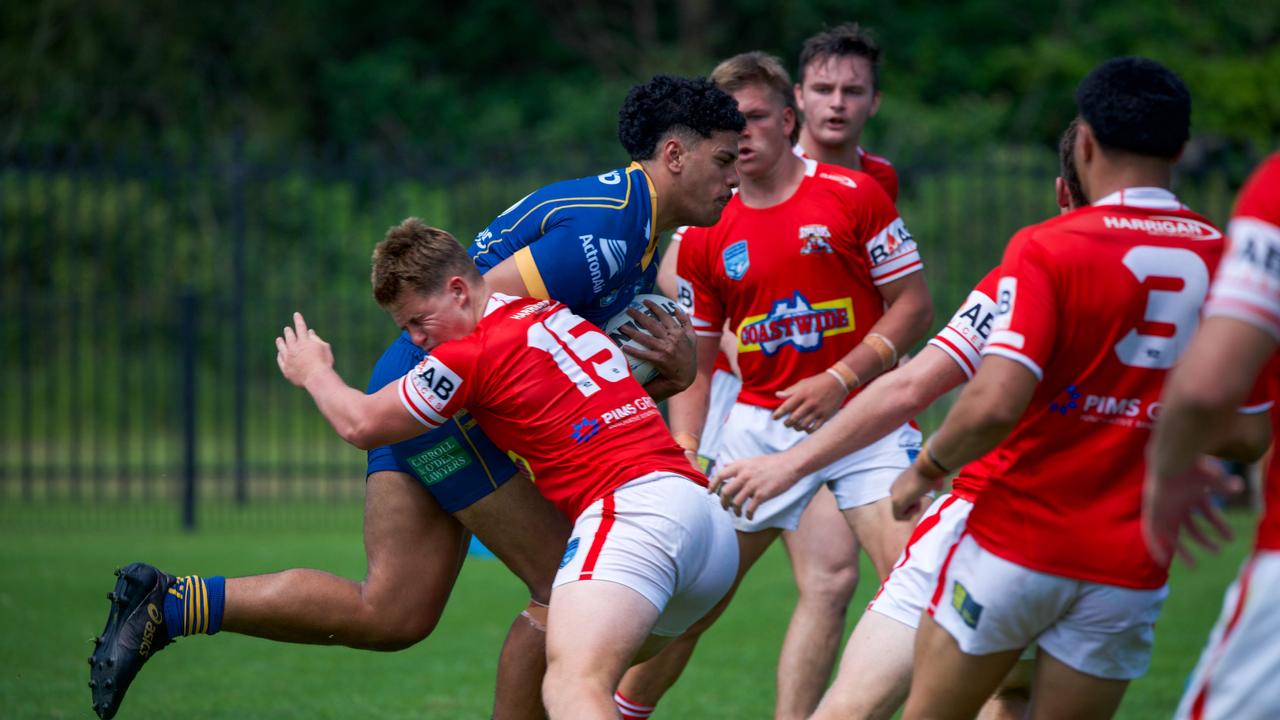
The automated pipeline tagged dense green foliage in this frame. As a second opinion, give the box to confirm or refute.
[4,0,1276,164]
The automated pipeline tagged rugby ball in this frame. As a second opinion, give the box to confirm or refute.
[603,293,681,385]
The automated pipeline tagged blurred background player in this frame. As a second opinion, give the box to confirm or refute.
[711,119,1087,720]
[89,76,744,720]
[271,220,739,720]
[616,51,933,720]
[651,25,906,717]
[1145,151,1280,720]
[891,57,1271,720]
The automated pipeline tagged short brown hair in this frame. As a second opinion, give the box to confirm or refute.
[371,218,480,307]
[798,23,881,92]
[1059,118,1088,208]
[710,51,800,144]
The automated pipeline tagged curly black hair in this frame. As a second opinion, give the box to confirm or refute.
[1075,57,1190,160]
[617,75,745,161]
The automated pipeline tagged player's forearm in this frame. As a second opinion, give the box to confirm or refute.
[667,371,712,449]
[922,360,1031,473]
[792,354,962,477]
[303,371,409,451]
[834,279,934,388]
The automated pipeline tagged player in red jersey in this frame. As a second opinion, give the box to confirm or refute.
[654,37,905,704]
[1146,152,1280,720]
[617,52,933,720]
[271,220,738,720]
[889,58,1272,720]
[708,120,1088,720]
[794,23,897,202]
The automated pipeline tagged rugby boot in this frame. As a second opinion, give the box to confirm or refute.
[89,563,177,720]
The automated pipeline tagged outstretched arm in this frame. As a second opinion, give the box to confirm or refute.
[714,346,966,518]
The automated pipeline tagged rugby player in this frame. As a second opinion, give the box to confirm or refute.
[616,52,933,720]
[275,220,739,720]
[1146,152,1280,720]
[891,57,1270,720]
[710,119,1091,720]
[89,76,744,720]
[650,27,905,717]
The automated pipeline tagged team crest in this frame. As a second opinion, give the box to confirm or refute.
[723,240,750,280]
[799,224,834,254]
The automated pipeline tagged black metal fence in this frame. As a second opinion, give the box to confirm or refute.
[0,142,1258,529]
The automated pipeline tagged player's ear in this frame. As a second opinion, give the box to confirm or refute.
[869,90,882,117]
[793,82,805,112]
[782,106,797,140]
[662,135,685,174]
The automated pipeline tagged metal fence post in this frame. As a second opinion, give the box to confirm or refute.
[181,286,198,531]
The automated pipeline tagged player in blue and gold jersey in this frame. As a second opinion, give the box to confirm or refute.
[90,76,743,720]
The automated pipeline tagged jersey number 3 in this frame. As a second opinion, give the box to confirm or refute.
[527,307,631,396]
[1114,246,1210,369]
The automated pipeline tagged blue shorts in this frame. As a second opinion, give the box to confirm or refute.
[365,332,516,513]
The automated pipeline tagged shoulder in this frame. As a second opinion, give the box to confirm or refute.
[809,161,892,205]
[1236,153,1280,223]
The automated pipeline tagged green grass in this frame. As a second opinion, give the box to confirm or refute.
[0,508,1253,719]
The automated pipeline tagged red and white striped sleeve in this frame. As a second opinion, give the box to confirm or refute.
[674,225,725,339]
[397,347,473,428]
[928,268,1000,379]
[982,231,1057,381]
[1204,155,1280,340]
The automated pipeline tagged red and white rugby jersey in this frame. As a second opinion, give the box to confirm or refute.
[675,159,922,409]
[967,187,1226,589]
[794,144,900,202]
[398,293,702,519]
[672,225,734,376]
[1204,153,1280,551]
[926,268,1001,502]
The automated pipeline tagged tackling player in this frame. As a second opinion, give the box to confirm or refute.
[616,52,933,720]
[891,58,1270,720]
[1146,152,1280,720]
[711,118,1089,720]
[274,221,739,720]
[89,76,745,720]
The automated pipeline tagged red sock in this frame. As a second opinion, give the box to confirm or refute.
[614,690,655,719]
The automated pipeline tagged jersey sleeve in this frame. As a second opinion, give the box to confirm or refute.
[1204,156,1280,339]
[982,231,1057,381]
[674,225,725,338]
[513,218,616,309]
[928,268,1000,379]
[397,340,479,429]
[847,180,923,286]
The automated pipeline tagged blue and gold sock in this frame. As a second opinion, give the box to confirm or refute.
[162,575,226,637]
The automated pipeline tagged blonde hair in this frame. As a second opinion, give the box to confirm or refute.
[710,51,800,144]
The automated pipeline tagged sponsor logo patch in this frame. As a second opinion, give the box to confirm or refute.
[560,537,581,568]
[405,436,474,486]
[723,240,750,280]
[1102,215,1222,240]
[571,417,602,443]
[951,581,984,629]
[799,224,834,254]
[1049,384,1082,415]
[737,292,854,355]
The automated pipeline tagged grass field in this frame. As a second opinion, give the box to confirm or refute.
[0,507,1254,719]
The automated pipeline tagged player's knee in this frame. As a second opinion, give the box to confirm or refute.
[795,562,860,609]
[355,579,448,650]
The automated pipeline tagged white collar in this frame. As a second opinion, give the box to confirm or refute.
[483,292,520,317]
[1091,187,1186,210]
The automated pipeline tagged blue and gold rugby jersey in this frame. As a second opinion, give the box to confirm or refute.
[469,162,660,326]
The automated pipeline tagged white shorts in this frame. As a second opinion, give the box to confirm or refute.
[869,493,973,629]
[553,472,739,637]
[1175,550,1280,719]
[716,402,921,532]
[928,534,1167,680]
[698,369,741,475]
